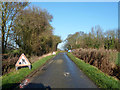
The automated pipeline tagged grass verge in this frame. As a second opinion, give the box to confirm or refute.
[2,54,56,89]
[116,52,120,66]
[67,52,120,89]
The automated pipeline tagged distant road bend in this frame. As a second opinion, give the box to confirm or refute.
[24,52,97,88]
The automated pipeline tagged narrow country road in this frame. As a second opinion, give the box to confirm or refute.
[24,52,97,88]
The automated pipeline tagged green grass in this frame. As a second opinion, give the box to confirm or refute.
[116,52,120,66]
[2,54,55,89]
[67,52,120,89]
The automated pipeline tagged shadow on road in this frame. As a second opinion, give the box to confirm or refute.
[24,83,51,90]
[2,83,20,90]
[2,83,51,90]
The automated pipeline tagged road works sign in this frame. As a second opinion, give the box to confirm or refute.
[15,53,31,70]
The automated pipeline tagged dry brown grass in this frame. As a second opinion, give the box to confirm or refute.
[72,48,120,79]
[2,55,19,75]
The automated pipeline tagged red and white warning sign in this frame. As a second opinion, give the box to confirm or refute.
[15,53,31,70]
[19,78,30,88]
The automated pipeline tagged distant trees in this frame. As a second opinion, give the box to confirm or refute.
[1,2,61,56]
[65,25,119,51]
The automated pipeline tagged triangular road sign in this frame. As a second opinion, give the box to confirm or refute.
[15,53,31,67]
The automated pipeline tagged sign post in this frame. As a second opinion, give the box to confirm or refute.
[15,53,31,70]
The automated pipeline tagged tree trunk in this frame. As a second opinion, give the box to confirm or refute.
[2,25,5,54]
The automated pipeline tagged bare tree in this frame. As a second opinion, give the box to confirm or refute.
[1,2,29,53]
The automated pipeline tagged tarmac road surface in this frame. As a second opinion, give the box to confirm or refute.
[24,52,98,88]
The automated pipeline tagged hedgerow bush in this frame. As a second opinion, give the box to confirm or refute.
[72,48,120,80]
